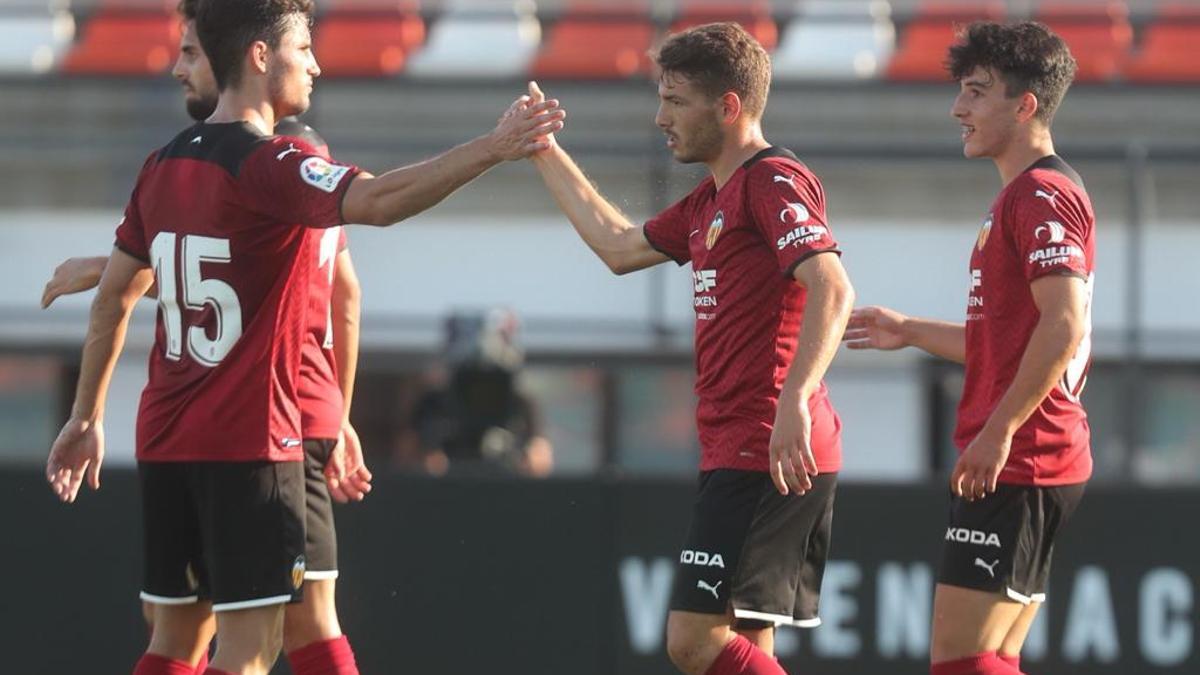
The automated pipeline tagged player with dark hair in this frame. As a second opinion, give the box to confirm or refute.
[44,0,563,672]
[42,3,368,673]
[528,22,854,675]
[844,21,1094,675]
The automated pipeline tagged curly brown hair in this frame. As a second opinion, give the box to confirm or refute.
[653,22,771,120]
[947,21,1077,124]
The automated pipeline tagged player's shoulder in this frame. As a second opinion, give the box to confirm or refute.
[152,121,276,179]
[1009,156,1088,200]
[743,146,820,187]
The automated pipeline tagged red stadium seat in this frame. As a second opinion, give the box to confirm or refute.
[62,12,179,75]
[667,3,777,52]
[315,13,426,77]
[886,1,1006,82]
[1035,1,1132,83]
[1123,3,1200,83]
[531,19,656,80]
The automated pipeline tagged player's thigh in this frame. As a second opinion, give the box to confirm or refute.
[195,460,308,613]
[139,462,207,606]
[999,600,1042,656]
[211,604,286,673]
[301,439,339,578]
[666,610,735,674]
[930,583,1026,662]
[734,624,774,656]
[669,471,766,621]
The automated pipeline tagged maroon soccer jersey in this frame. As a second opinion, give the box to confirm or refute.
[114,121,360,462]
[297,225,348,441]
[644,147,843,473]
[956,156,1095,485]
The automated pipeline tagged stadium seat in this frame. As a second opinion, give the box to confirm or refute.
[772,0,895,81]
[0,10,75,75]
[1123,3,1200,83]
[1035,1,1132,83]
[886,1,1006,81]
[405,5,540,79]
[667,0,777,51]
[315,13,426,77]
[62,11,179,75]
[321,0,421,11]
[531,19,655,80]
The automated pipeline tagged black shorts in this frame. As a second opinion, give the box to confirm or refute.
[938,482,1085,604]
[302,439,338,579]
[669,469,837,629]
[138,460,307,612]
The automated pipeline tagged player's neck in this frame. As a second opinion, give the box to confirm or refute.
[207,88,278,136]
[993,127,1055,187]
[709,128,770,190]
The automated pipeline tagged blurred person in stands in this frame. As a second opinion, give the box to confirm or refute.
[43,0,564,672]
[42,2,369,673]
[527,22,854,675]
[409,309,553,477]
[843,22,1094,675]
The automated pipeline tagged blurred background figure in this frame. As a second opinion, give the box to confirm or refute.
[409,309,553,478]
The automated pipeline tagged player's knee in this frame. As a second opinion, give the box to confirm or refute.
[282,597,341,653]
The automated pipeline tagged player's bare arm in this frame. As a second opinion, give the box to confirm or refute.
[951,273,1089,500]
[327,250,372,503]
[769,253,855,496]
[42,254,160,310]
[47,248,153,502]
[525,83,669,275]
[844,306,967,364]
[41,256,107,309]
[342,94,564,226]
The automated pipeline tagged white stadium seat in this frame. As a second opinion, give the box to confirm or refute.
[405,2,541,79]
[0,11,75,75]
[772,0,895,81]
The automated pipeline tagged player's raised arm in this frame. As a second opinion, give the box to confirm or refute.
[526,82,670,275]
[844,306,967,364]
[47,248,153,502]
[341,93,565,226]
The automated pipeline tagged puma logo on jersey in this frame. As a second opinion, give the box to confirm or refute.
[190,135,203,144]
[280,437,302,448]
[945,527,1002,547]
[773,174,797,188]
[1034,189,1059,206]
[276,143,301,160]
[975,558,1000,578]
[697,579,723,599]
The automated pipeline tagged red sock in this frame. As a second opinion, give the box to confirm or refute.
[193,650,209,674]
[705,634,786,675]
[931,652,1021,675]
[133,654,196,675]
[998,653,1021,672]
[287,635,359,675]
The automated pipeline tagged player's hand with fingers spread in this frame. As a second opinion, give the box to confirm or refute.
[950,427,1011,501]
[41,257,107,309]
[487,84,566,161]
[769,392,818,496]
[327,422,372,504]
[842,305,910,351]
[46,417,105,503]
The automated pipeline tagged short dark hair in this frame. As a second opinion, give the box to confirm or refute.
[195,0,315,91]
[947,21,1077,124]
[653,22,771,119]
[177,0,197,21]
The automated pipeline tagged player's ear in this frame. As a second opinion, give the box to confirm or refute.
[249,40,270,76]
[720,91,742,125]
[1015,91,1039,124]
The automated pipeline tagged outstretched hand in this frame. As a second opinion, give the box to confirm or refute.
[488,83,565,161]
[842,306,910,351]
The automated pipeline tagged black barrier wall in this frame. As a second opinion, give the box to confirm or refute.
[3,471,1196,674]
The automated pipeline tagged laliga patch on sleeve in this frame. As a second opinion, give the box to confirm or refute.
[300,156,351,193]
